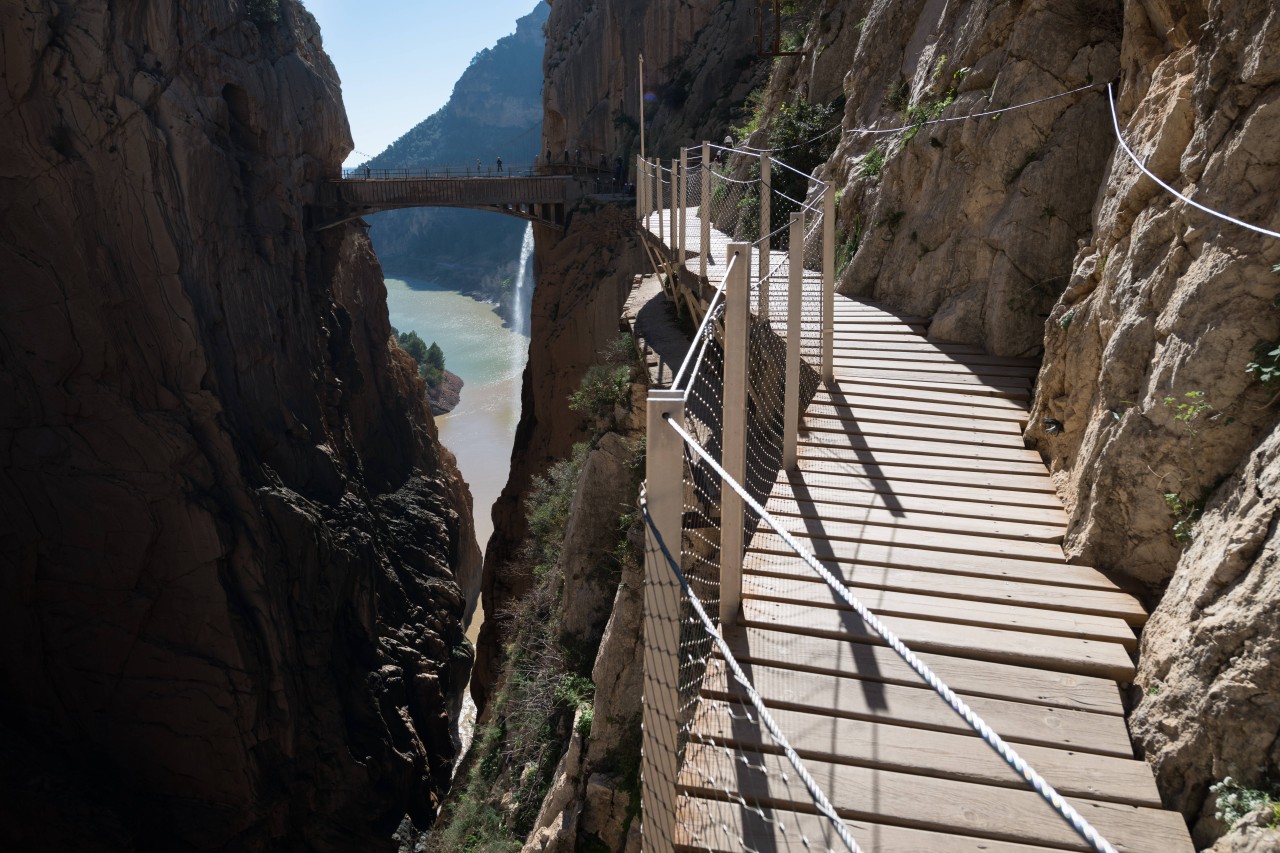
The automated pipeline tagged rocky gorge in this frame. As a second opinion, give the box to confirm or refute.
[3,0,1278,851]
[0,1,480,850]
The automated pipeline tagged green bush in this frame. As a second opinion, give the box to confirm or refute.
[394,329,446,386]
[246,0,280,26]
[1247,339,1280,387]
[1210,777,1280,829]
[861,144,886,178]
[570,334,637,423]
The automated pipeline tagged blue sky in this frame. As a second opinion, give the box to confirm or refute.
[304,0,541,166]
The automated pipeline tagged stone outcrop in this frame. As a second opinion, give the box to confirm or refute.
[0,1,480,849]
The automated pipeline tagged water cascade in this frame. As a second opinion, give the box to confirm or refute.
[510,222,535,401]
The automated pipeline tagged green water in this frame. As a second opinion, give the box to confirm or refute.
[385,276,525,556]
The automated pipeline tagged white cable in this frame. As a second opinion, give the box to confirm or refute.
[1107,82,1280,240]
[640,490,861,853]
[672,252,738,388]
[662,415,1121,853]
[845,81,1104,136]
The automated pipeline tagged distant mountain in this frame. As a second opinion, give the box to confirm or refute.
[363,2,547,306]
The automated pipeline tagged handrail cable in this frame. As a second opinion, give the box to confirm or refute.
[662,413,1121,853]
[670,251,740,389]
[1106,83,1280,240]
[845,81,1107,136]
[639,487,861,853]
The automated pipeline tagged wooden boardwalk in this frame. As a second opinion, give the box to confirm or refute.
[639,209,1193,852]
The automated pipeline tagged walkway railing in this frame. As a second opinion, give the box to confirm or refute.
[634,143,1122,853]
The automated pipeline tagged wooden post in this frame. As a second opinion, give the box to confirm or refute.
[759,152,771,318]
[639,53,646,161]
[642,389,685,853]
[670,158,678,250]
[720,243,750,626]
[783,213,803,470]
[822,182,835,385]
[678,148,688,269]
[656,161,664,243]
[636,155,643,222]
[700,141,711,280]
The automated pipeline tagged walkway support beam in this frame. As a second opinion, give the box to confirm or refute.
[641,389,684,853]
[720,243,751,626]
[783,213,803,470]
[700,142,710,280]
[822,182,835,384]
[759,152,771,318]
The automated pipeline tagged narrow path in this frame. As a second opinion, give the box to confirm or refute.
[640,208,1193,852]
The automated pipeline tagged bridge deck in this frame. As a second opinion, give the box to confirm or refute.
[641,210,1192,851]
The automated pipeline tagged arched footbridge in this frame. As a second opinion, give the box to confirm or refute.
[315,166,615,231]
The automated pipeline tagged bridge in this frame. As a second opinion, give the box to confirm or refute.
[315,163,619,231]
[632,144,1193,852]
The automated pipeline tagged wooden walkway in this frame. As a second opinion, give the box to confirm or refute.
[639,210,1193,851]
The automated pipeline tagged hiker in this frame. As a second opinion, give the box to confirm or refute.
[476,158,482,173]
[496,156,503,173]
[546,147,552,165]
[563,148,570,163]
[575,146,582,163]
[599,153,608,172]
[613,156,624,189]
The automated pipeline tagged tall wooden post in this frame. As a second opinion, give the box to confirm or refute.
[670,158,678,249]
[759,152,771,318]
[783,213,803,470]
[822,182,836,384]
[678,148,688,269]
[656,161,664,243]
[719,243,750,626]
[700,141,711,280]
[641,389,685,853]
[636,155,644,222]
[639,53,646,162]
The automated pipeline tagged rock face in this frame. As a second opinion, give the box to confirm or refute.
[475,205,643,707]
[0,1,480,849]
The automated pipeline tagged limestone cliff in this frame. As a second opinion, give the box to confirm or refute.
[474,0,1280,849]
[0,1,480,849]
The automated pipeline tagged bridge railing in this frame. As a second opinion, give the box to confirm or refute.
[339,162,618,181]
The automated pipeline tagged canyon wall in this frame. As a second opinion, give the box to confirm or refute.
[0,1,480,849]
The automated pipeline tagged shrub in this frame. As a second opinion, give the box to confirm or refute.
[1247,340,1280,388]
[861,144,886,178]
[1210,777,1280,829]
[246,0,280,26]
[570,334,637,423]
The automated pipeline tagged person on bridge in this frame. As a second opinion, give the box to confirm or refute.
[563,148,570,164]
[496,156,503,173]
[476,158,482,174]
[546,148,553,169]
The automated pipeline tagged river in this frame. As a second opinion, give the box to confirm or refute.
[384,275,526,562]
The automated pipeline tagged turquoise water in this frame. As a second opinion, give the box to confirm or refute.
[385,276,527,555]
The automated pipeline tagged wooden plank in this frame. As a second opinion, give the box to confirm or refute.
[829,344,1039,368]
[697,664,1130,756]
[798,442,1047,476]
[832,355,1040,379]
[741,574,1137,649]
[741,552,1147,625]
[803,412,1029,447]
[677,795,1073,852]
[798,428,1044,463]
[767,478,1069,526]
[804,400,1026,433]
[678,745,1193,852]
[757,512,1066,563]
[687,697,1160,805]
[740,599,1137,682]
[722,626,1122,713]
[830,369,1031,398]
[763,495,1065,544]
[813,382,1029,413]
[823,373,1032,400]
[790,462,1065,508]
[798,456,1057,493]
[747,532,1121,592]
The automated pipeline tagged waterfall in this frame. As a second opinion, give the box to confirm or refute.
[510,223,534,391]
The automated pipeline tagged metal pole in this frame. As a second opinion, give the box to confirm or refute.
[720,243,750,626]
[639,54,646,162]
[759,152,771,318]
[641,388,684,853]
[700,141,711,280]
[678,148,688,270]
[783,212,803,470]
[822,183,836,385]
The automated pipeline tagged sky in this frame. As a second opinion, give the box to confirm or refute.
[304,0,542,167]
